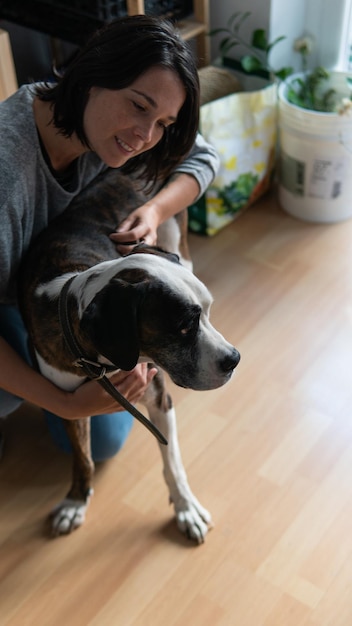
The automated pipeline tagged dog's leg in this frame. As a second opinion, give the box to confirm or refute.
[142,371,212,543]
[50,418,94,536]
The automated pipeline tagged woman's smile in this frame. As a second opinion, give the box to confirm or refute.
[115,136,135,154]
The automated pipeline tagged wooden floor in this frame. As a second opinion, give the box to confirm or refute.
[2,189,352,625]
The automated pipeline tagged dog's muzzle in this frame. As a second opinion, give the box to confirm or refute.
[220,348,241,373]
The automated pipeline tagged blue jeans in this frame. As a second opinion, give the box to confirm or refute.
[0,305,133,461]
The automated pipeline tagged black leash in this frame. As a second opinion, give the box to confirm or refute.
[58,276,168,446]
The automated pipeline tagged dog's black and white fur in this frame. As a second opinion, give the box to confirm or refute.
[19,169,240,543]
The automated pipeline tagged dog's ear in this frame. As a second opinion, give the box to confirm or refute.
[80,277,146,370]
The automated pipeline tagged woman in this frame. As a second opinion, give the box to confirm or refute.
[0,15,219,461]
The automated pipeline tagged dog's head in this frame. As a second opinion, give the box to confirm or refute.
[79,250,240,391]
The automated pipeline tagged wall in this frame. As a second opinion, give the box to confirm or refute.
[304,0,351,69]
[209,0,351,72]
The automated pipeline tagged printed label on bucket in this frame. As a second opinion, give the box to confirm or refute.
[279,152,305,196]
[308,157,347,199]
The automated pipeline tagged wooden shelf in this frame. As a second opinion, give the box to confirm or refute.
[0,29,18,101]
[127,0,210,67]
[178,18,206,40]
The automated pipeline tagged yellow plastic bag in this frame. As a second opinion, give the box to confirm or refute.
[189,82,278,235]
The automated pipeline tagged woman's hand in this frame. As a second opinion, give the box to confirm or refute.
[110,201,159,254]
[109,173,199,255]
[63,363,157,420]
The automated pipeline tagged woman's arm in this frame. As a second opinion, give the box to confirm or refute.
[172,131,220,198]
[0,337,156,420]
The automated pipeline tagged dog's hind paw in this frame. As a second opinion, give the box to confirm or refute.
[174,497,213,544]
[49,496,90,536]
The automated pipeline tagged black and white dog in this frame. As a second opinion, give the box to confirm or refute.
[19,169,240,543]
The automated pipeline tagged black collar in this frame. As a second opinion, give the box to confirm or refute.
[58,276,168,446]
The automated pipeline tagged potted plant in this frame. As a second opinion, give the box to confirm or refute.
[277,61,352,223]
[205,12,352,226]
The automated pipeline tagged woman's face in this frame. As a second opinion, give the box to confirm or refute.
[83,66,186,168]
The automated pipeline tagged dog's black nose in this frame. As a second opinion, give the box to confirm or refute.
[220,349,241,372]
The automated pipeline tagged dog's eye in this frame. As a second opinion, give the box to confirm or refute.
[179,317,199,338]
[175,305,201,338]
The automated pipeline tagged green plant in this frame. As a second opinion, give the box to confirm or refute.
[210,11,352,113]
[209,11,293,81]
[286,66,338,112]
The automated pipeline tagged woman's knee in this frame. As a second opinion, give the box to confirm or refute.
[0,305,31,417]
[0,305,31,363]
[45,410,134,463]
[0,391,23,417]
[90,412,134,462]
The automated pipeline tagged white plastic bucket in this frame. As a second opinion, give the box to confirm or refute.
[278,71,352,223]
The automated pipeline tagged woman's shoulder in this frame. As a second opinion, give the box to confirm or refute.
[0,83,38,144]
[0,83,37,115]
[0,84,40,168]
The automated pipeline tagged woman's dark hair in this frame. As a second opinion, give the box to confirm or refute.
[35,15,200,187]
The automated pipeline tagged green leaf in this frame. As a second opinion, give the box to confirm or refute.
[252,29,268,51]
[346,77,352,90]
[208,27,230,37]
[275,66,293,80]
[314,66,330,80]
[321,88,337,112]
[267,35,286,54]
[286,88,308,108]
[241,55,264,73]
[227,11,242,30]
[232,11,251,33]
[219,39,239,55]
[291,77,305,90]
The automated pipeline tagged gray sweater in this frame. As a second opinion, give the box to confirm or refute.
[0,84,219,304]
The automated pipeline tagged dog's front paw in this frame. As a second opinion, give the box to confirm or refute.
[174,495,213,544]
[49,491,92,536]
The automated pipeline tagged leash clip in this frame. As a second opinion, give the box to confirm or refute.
[74,357,107,380]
